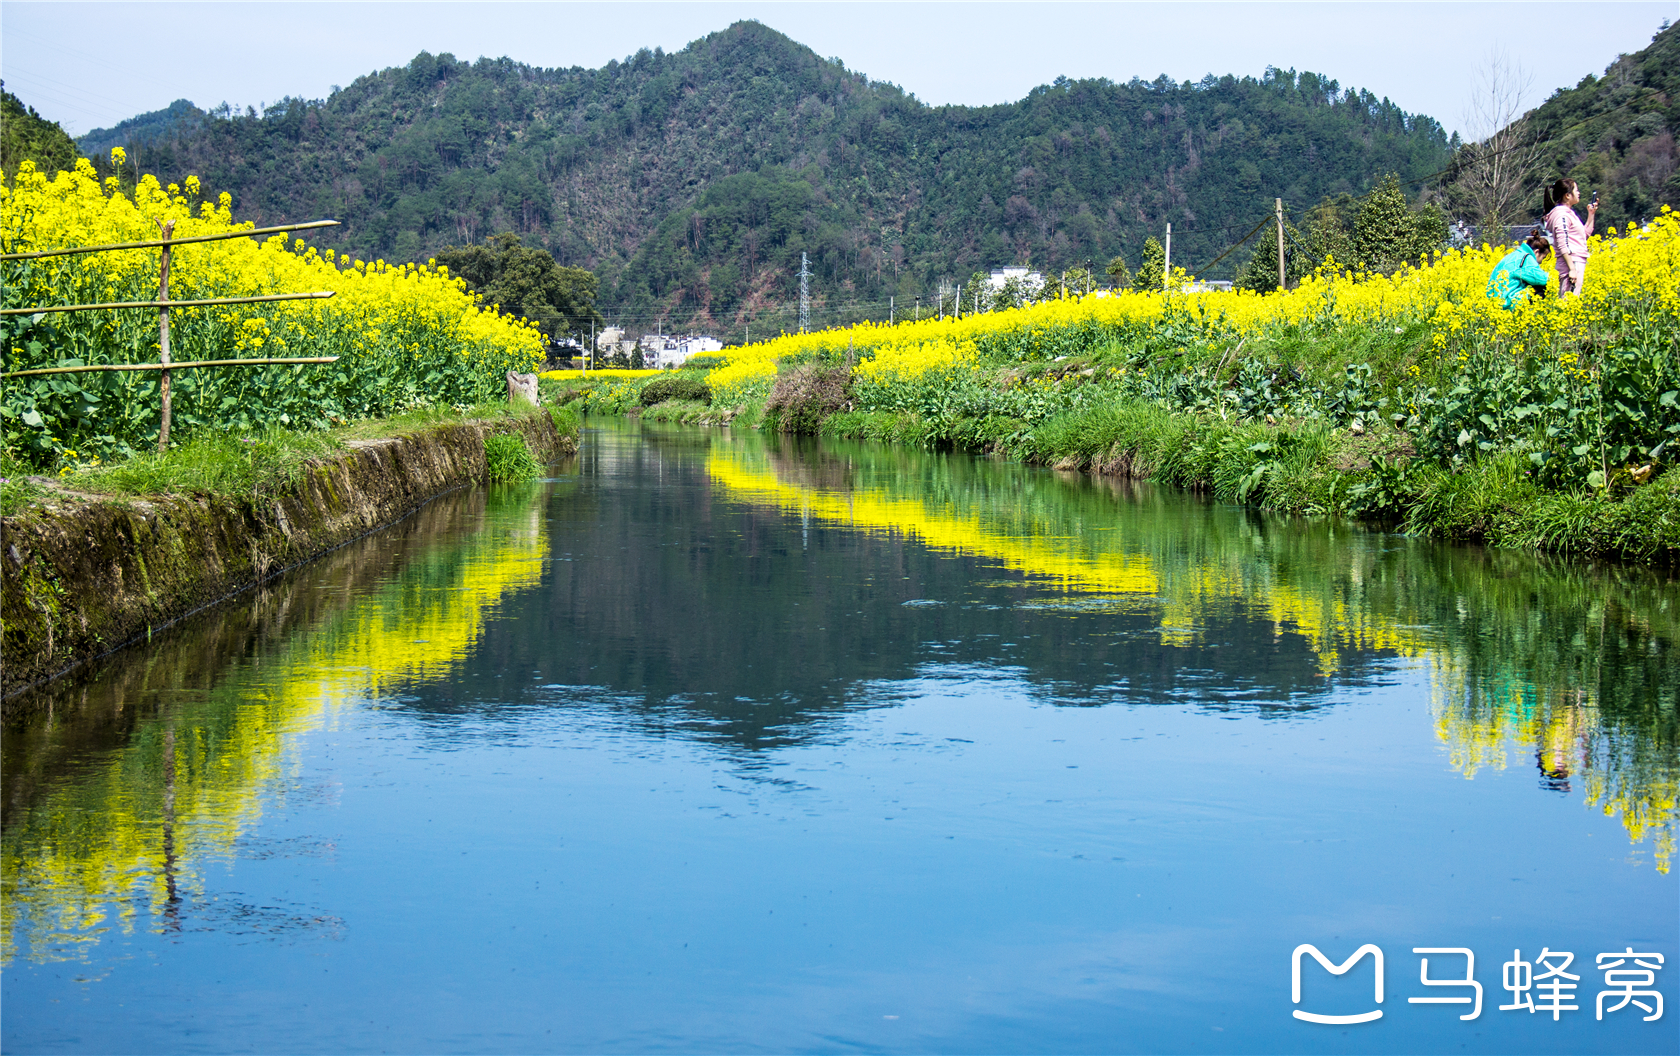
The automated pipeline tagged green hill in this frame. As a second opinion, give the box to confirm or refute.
[1,82,81,182]
[49,22,1454,338]
[1525,20,1679,227]
[77,99,206,158]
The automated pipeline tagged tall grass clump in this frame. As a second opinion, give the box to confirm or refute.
[484,433,540,483]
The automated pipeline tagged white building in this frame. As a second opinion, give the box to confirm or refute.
[677,334,723,359]
[986,266,1044,293]
[638,334,723,369]
[595,326,636,360]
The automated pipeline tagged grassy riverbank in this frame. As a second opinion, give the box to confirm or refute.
[546,211,1680,564]
[0,401,580,516]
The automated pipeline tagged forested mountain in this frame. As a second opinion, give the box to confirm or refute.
[1522,20,1678,227]
[1,83,79,182]
[77,99,206,157]
[54,22,1453,338]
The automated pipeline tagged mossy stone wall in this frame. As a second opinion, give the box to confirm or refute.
[1,413,570,700]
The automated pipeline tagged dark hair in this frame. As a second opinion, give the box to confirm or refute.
[1544,178,1578,213]
[1525,228,1552,258]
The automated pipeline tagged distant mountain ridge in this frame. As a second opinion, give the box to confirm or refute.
[1521,21,1678,225]
[50,22,1456,337]
[1,82,79,181]
[77,99,205,157]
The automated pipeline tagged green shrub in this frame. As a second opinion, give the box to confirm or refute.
[763,363,852,434]
[484,432,540,483]
[547,403,582,440]
[639,373,713,406]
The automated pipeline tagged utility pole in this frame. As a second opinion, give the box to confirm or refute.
[1275,197,1287,292]
[914,296,920,321]
[798,252,810,333]
[890,295,894,326]
[1164,224,1172,290]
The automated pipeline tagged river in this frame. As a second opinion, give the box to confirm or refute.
[3,419,1675,1054]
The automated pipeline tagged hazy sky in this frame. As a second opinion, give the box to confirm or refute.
[2,2,1671,139]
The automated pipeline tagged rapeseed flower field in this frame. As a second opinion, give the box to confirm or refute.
[2,155,546,465]
[685,209,1679,509]
[711,208,1680,397]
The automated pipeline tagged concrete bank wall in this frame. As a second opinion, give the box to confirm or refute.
[1,412,572,699]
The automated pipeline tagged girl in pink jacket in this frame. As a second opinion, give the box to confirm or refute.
[1543,177,1596,295]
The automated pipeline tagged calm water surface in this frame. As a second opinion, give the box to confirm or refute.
[3,419,1676,1054]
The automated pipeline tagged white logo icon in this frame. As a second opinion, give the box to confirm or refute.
[1408,948,1483,1020]
[1292,943,1385,1024]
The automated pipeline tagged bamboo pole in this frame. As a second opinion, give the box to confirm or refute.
[3,357,341,379]
[0,291,337,316]
[157,220,174,452]
[0,220,341,261]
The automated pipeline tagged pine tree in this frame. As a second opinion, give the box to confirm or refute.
[1105,254,1132,290]
[1235,242,1278,293]
[1136,238,1167,292]
[1235,221,1307,292]
[1352,174,1414,272]
[1349,174,1450,273]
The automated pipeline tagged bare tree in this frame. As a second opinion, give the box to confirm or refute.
[1448,51,1549,236]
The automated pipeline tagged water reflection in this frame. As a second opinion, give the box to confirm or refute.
[3,420,1676,985]
[704,430,1679,870]
[1,483,549,964]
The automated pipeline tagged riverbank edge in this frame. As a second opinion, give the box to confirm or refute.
[603,389,1680,566]
[0,408,574,702]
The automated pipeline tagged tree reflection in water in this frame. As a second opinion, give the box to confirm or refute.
[3,421,1675,972]
[2,483,550,964]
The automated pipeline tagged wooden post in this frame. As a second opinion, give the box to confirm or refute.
[156,220,175,453]
[1164,223,1172,290]
[1275,198,1287,292]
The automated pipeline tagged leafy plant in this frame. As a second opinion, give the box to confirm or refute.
[484,433,540,483]
[639,373,713,406]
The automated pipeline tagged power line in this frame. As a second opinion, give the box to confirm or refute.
[1184,213,1274,278]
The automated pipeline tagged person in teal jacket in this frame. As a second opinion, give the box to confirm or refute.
[1487,229,1554,308]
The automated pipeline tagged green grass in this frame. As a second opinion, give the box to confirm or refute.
[0,449,49,516]
[639,399,718,425]
[1,400,567,515]
[70,426,345,501]
[484,433,540,483]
